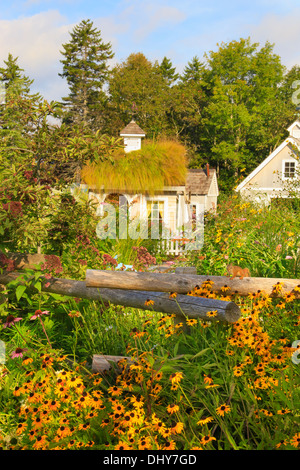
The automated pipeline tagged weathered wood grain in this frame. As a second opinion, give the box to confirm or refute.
[85,269,300,297]
[0,271,240,323]
[92,355,133,373]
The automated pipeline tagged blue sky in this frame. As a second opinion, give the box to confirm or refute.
[0,0,300,101]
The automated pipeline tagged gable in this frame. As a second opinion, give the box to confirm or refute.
[236,138,300,192]
[287,120,300,139]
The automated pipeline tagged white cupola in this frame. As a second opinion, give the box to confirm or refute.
[120,120,146,153]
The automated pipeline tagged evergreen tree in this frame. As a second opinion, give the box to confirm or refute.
[181,56,205,83]
[0,54,44,164]
[159,56,179,86]
[59,19,114,130]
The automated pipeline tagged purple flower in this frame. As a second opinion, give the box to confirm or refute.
[11,347,27,359]
[2,315,22,328]
[30,310,49,320]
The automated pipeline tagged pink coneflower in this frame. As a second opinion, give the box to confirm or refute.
[2,315,22,328]
[30,310,49,320]
[11,347,27,359]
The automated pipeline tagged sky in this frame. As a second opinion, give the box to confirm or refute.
[0,0,300,102]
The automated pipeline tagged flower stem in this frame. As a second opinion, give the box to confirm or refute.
[39,317,52,349]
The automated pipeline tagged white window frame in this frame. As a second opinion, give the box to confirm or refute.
[282,159,297,180]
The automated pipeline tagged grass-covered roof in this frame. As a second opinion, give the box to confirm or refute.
[81,139,187,194]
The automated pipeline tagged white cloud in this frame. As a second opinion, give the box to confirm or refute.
[0,10,72,100]
[118,2,186,42]
[249,9,300,68]
[134,5,186,40]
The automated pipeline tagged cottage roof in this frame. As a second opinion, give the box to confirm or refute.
[236,120,300,192]
[185,168,217,195]
[120,120,146,136]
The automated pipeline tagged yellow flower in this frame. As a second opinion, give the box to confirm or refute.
[216,404,231,416]
[197,417,214,426]
[162,439,176,450]
[206,310,218,317]
[145,299,154,306]
[290,433,300,448]
[167,403,179,414]
[171,421,184,434]
[233,366,244,377]
[115,441,132,450]
[284,292,295,303]
[169,372,183,385]
[108,386,123,396]
[201,434,216,446]
[186,318,197,326]
[32,435,48,450]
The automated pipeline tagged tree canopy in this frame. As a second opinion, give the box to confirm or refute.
[2,23,300,193]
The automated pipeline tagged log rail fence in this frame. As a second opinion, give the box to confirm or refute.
[1,252,300,372]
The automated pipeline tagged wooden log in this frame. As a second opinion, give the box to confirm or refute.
[175,267,197,275]
[7,252,48,270]
[0,271,240,323]
[92,355,133,373]
[85,269,300,297]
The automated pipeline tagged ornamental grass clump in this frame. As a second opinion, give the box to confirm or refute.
[81,139,187,194]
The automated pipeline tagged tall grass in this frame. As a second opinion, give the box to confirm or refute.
[81,139,187,194]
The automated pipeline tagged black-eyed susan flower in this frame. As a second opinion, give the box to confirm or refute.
[275,439,286,449]
[290,433,300,448]
[56,425,73,439]
[138,436,152,450]
[100,418,110,428]
[167,403,179,414]
[233,366,244,377]
[186,318,197,326]
[216,404,231,416]
[115,441,131,450]
[22,356,33,366]
[16,422,27,435]
[108,386,123,397]
[203,374,213,385]
[277,408,291,415]
[197,416,213,426]
[162,439,176,450]
[32,435,48,450]
[206,310,218,318]
[170,421,184,434]
[169,372,183,386]
[201,434,216,446]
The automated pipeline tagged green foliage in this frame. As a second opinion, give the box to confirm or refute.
[81,138,187,194]
[59,19,114,130]
[107,53,170,138]
[188,192,300,279]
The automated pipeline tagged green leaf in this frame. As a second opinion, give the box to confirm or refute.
[16,285,27,301]
[34,281,42,292]
[191,348,211,360]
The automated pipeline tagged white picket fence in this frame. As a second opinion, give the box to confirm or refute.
[159,239,183,256]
